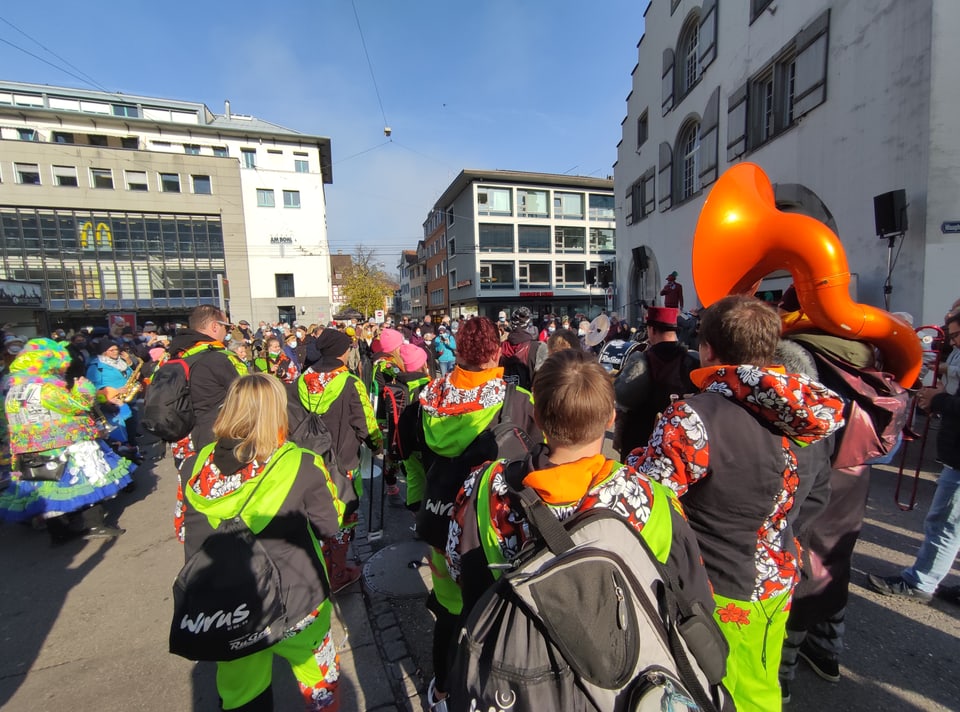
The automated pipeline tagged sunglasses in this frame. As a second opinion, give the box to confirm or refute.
[215,321,233,329]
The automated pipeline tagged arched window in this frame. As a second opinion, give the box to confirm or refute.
[677,121,701,201]
[678,16,701,97]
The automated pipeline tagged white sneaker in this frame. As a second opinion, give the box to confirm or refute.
[427,677,450,712]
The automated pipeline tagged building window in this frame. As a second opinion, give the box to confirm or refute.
[517,189,549,218]
[479,223,514,252]
[241,148,257,168]
[637,110,649,152]
[160,173,181,193]
[52,131,74,144]
[446,206,455,225]
[554,225,586,253]
[184,144,201,155]
[589,194,615,220]
[477,186,512,216]
[479,262,514,289]
[553,191,584,220]
[257,189,276,207]
[750,54,797,148]
[283,190,301,208]
[751,0,774,22]
[677,121,701,202]
[678,16,701,98]
[294,159,309,173]
[589,228,616,253]
[121,136,139,149]
[15,163,41,185]
[90,168,114,189]
[112,103,139,118]
[555,262,586,287]
[275,273,295,298]
[519,262,551,288]
[17,128,36,141]
[448,239,456,255]
[192,175,212,194]
[126,170,149,191]
[88,134,108,146]
[53,165,78,187]
[213,146,229,157]
[518,225,550,253]
[629,169,656,223]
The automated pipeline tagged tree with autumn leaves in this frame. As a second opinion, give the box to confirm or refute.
[340,246,396,319]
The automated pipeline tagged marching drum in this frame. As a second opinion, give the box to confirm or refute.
[598,339,643,376]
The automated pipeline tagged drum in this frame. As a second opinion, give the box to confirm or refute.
[598,339,643,375]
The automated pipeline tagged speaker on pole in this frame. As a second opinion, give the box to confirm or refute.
[632,246,649,271]
[873,189,907,237]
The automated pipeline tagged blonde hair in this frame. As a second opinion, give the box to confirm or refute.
[213,373,289,463]
[532,349,615,447]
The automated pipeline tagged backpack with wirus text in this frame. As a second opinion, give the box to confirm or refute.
[169,446,297,661]
[450,469,732,712]
[415,386,535,550]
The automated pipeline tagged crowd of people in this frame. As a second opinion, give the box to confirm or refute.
[1,287,957,711]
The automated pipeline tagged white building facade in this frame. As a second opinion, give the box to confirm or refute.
[0,80,333,327]
[438,170,616,323]
[615,0,959,325]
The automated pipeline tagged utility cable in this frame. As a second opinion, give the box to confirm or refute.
[0,15,109,92]
[350,0,390,134]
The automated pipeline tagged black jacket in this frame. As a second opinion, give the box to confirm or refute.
[931,391,960,469]
[169,329,244,451]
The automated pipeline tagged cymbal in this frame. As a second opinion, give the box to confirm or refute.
[584,314,610,347]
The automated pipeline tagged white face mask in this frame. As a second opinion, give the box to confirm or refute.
[288,340,298,348]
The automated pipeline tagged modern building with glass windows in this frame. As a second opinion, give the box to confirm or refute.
[616,1,958,325]
[432,170,615,323]
[0,80,333,328]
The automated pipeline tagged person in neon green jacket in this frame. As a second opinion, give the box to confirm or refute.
[180,373,345,711]
[397,316,542,711]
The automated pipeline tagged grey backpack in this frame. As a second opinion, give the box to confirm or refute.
[450,483,731,712]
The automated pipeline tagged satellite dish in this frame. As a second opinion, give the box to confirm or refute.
[584,314,610,347]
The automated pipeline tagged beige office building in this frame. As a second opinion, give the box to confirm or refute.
[0,80,332,328]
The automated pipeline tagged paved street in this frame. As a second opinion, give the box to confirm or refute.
[0,437,958,711]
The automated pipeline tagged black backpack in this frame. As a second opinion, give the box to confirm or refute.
[415,387,535,550]
[500,340,540,390]
[285,381,358,518]
[450,470,731,712]
[169,446,298,661]
[142,357,195,442]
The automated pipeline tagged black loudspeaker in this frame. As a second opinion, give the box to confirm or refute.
[873,189,907,237]
[632,246,649,271]
[586,268,596,285]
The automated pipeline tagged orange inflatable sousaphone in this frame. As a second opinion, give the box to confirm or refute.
[691,162,922,386]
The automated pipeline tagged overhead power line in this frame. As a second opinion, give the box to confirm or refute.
[0,15,109,92]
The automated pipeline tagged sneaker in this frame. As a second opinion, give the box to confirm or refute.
[797,641,840,683]
[935,583,960,605]
[427,677,449,712]
[866,573,933,603]
[780,678,791,705]
[385,483,401,497]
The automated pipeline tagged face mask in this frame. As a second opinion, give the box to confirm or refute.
[288,340,298,348]
[268,351,280,359]
[296,332,304,339]
[415,330,421,337]
[548,327,555,334]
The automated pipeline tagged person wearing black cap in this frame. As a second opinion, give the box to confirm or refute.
[613,306,699,459]
[292,327,382,593]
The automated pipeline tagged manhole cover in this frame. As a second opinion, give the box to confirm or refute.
[363,540,432,598]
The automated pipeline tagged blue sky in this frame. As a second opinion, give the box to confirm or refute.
[0,1,646,273]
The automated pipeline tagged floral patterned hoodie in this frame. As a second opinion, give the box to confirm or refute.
[629,364,845,602]
[5,338,99,455]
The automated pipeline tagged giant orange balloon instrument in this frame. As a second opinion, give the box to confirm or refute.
[692,162,922,386]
